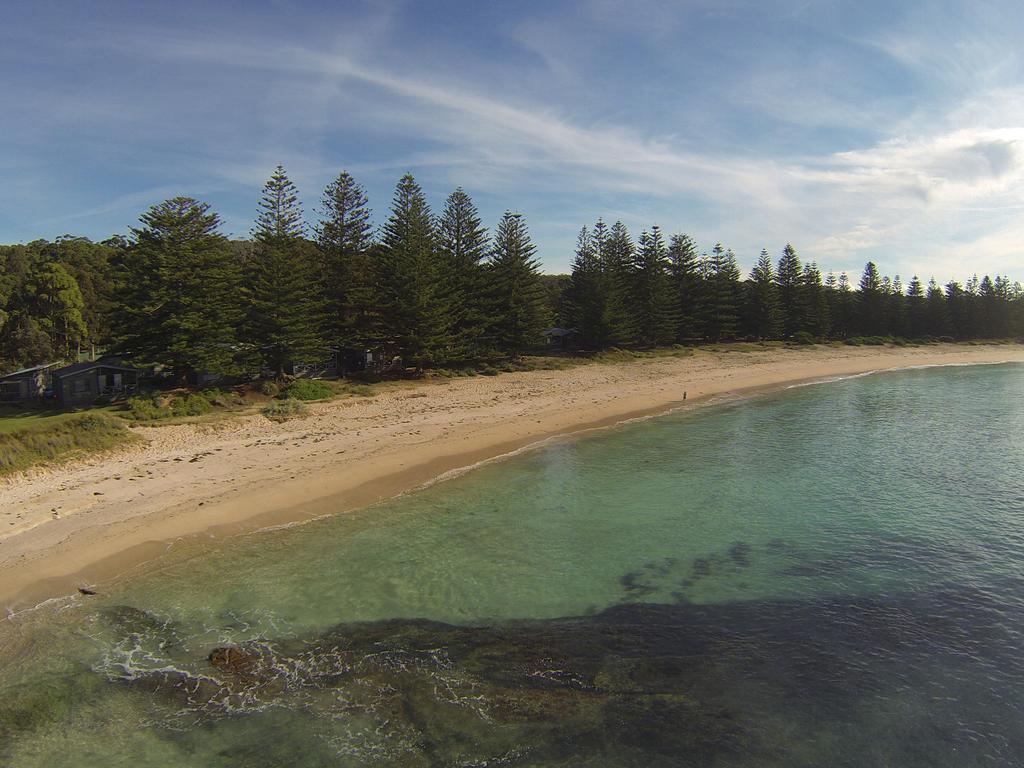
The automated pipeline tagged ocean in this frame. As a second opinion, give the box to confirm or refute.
[1,362,1023,766]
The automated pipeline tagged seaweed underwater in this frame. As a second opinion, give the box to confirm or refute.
[5,578,1024,768]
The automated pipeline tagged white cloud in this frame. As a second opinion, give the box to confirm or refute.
[11,9,1024,281]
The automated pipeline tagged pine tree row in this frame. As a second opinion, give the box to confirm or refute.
[112,169,549,380]
[563,221,1024,346]
[3,184,1024,376]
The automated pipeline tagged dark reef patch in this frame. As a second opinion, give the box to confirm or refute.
[22,584,1009,766]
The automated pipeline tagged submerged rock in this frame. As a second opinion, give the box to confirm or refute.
[94,588,1024,766]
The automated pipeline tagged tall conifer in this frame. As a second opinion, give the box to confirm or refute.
[567,226,611,348]
[776,244,803,337]
[487,212,547,358]
[667,233,704,342]
[317,171,377,351]
[801,262,830,338]
[602,221,638,344]
[378,174,448,368]
[744,249,781,340]
[248,166,325,375]
[704,244,742,341]
[632,226,677,346]
[857,262,885,335]
[437,187,490,360]
[119,197,242,381]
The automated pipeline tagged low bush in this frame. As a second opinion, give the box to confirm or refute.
[792,331,816,345]
[0,413,138,476]
[170,393,214,417]
[281,380,334,401]
[262,398,307,422]
[258,380,280,397]
[125,391,219,421]
[125,395,172,421]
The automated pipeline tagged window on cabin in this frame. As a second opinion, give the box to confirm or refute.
[0,382,21,401]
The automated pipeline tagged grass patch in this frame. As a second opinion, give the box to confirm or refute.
[262,399,308,422]
[0,413,139,476]
[0,408,98,435]
[281,379,335,401]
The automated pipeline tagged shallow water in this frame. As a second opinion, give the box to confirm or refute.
[2,363,1023,766]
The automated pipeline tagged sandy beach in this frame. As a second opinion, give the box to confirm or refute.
[1,343,1021,612]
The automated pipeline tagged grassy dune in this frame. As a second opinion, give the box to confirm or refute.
[0,413,140,477]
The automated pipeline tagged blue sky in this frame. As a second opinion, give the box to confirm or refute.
[3,0,1024,282]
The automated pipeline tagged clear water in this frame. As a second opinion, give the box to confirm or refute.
[2,363,1023,766]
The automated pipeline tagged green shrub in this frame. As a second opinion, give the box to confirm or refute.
[126,392,219,421]
[259,380,280,397]
[262,398,307,422]
[126,395,172,421]
[792,331,816,345]
[170,394,213,417]
[282,379,334,401]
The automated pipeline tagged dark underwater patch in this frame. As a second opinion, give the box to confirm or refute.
[58,583,1024,766]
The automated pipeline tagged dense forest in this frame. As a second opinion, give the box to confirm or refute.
[1,166,1022,378]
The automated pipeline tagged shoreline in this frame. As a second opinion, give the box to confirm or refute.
[2,343,1022,613]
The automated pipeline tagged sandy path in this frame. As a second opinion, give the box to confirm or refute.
[2,344,1022,611]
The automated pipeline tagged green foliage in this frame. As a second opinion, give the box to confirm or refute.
[487,211,548,358]
[632,226,678,347]
[776,244,804,337]
[317,170,379,350]
[259,380,280,397]
[262,398,308,422]
[117,197,244,381]
[247,166,326,375]
[378,174,450,367]
[744,249,782,340]
[125,395,170,421]
[27,261,88,357]
[4,179,1024,380]
[281,379,334,401]
[566,225,613,348]
[703,244,742,342]
[667,232,705,341]
[0,413,137,476]
[125,393,213,420]
[437,187,491,361]
[792,331,816,345]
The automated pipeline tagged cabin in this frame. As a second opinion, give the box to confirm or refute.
[0,362,61,406]
[336,348,387,376]
[542,327,577,350]
[50,362,139,407]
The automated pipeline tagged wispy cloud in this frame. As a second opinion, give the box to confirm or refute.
[3,2,1024,281]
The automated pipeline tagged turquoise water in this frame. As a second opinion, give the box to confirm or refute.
[2,362,1023,766]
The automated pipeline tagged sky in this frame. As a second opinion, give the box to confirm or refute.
[3,0,1024,282]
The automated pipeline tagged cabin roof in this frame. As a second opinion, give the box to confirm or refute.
[0,362,63,380]
[52,362,139,378]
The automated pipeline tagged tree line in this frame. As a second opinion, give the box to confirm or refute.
[0,168,548,378]
[1,167,1022,378]
[560,225,1024,347]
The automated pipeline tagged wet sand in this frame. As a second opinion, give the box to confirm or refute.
[2,343,1022,612]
